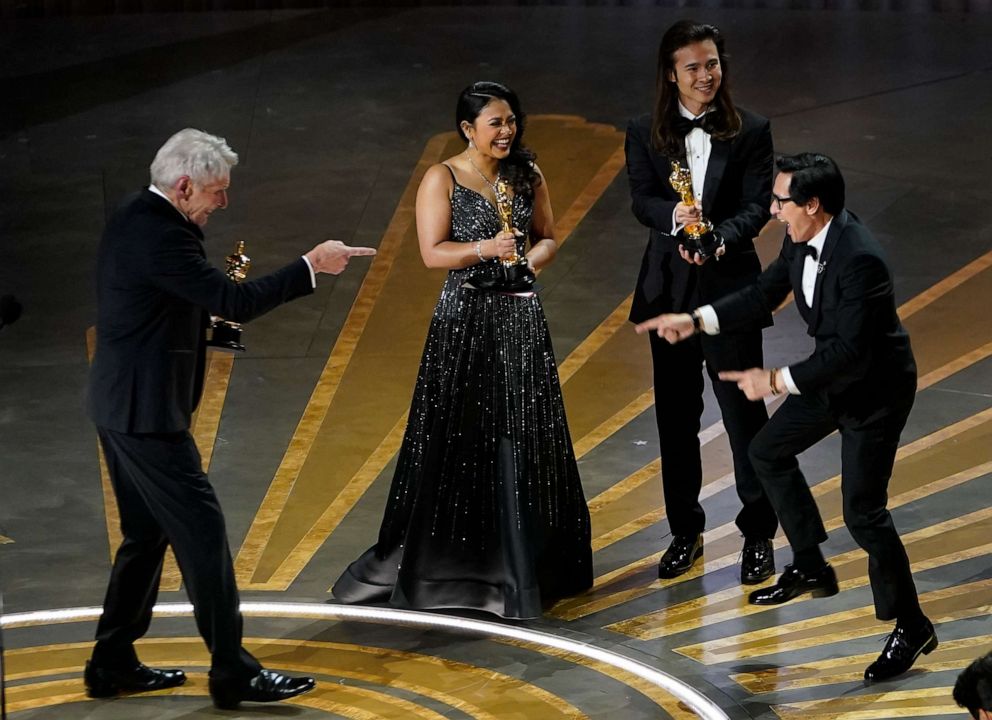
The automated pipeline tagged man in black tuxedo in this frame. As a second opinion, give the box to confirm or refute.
[626,19,777,584]
[636,152,937,682]
[85,128,375,708]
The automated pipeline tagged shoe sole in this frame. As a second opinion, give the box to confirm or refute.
[749,583,840,605]
[864,632,939,683]
[211,681,316,709]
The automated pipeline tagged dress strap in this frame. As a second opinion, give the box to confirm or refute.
[441,163,459,199]
[440,163,457,182]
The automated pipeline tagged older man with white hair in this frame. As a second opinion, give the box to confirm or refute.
[85,128,374,709]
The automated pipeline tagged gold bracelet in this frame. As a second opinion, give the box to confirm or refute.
[769,367,781,396]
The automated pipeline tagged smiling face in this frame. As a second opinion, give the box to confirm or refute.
[668,39,722,116]
[770,171,817,242]
[177,175,229,226]
[463,98,516,161]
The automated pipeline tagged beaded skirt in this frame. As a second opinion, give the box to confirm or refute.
[333,181,592,619]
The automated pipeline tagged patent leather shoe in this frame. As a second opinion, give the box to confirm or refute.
[210,668,316,709]
[748,563,839,605]
[657,534,703,579]
[740,537,775,585]
[84,660,186,697]
[864,618,938,683]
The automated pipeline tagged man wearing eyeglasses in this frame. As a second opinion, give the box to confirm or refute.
[635,152,936,683]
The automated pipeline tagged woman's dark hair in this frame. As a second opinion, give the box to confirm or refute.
[776,153,846,216]
[651,20,742,157]
[456,81,540,198]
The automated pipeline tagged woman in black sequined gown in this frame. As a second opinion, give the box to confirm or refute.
[333,82,592,619]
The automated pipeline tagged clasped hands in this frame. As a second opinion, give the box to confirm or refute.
[481,229,524,261]
[306,240,376,275]
[674,202,725,265]
[634,314,774,400]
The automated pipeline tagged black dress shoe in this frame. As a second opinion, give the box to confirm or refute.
[864,618,938,683]
[657,534,703,579]
[209,668,316,709]
[740,537,775,585]
[748,563,839,605]
[84,660,186,697]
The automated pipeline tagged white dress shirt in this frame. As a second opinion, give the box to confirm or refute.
[694,220,833,396]
[778,220,831,394]
[670,102,713,234]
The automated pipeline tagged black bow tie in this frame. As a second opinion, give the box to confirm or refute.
[803,243,819,261]
[673,115,708,136]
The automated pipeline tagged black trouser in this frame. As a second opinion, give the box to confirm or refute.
[747,390,921,621]
[648,328,776,539]
[91,427,261,681]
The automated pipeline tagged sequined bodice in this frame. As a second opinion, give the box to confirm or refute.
[448,183,533,286]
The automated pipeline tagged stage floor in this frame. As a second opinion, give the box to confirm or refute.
[1,4,991,718]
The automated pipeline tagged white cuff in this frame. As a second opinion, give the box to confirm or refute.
[780,366,800,395]
[301,255,317,288]
[696,304,720,335]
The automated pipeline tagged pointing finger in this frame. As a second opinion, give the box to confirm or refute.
[346,246,377,257]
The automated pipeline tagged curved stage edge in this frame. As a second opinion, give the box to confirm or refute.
[1,601,729,719]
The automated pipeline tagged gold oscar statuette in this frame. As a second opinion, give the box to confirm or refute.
[207,240,250,352]
[668,160,723,259]
[492,177,536,292]
[494,178,522,266]
[668,160,714,239]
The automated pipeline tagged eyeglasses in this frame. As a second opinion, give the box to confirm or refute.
[772,194,797,210]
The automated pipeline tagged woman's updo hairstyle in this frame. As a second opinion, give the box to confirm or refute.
[456,81,540,198]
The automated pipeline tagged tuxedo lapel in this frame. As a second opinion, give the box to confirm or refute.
[807,209,847,333]
[701,139,730,214]
[789,240,805,294]
[786,238,810,322]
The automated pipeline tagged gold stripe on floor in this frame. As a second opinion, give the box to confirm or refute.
[613,490,992,642]
[902,248,992,377]
[676,570,992,665]
[772,687,962,719]
[732,634,992,693]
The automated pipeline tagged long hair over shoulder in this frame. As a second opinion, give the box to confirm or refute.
[456,81,540,198]
[651,20,742,157]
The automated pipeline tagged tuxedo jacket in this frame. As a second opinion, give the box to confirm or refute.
[712,209,917,418]
[87,189,313,434]
[626,109,774,325]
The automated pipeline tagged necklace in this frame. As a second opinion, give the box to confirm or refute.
[466,151,501,195]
